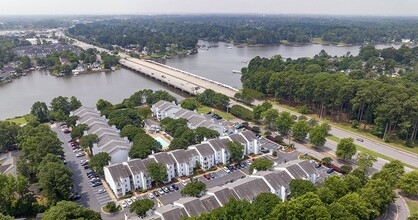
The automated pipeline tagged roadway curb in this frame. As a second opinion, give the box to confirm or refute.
[398,193,411,218]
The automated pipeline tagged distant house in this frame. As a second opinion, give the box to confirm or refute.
[13,44,81,58]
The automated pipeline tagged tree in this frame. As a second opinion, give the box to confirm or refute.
[96,99,113,111]
[356,152,377,170]
[30,101,49,123]
[195,127,220,142]
[398,171,418,196]
[336,138,357,160]
[104,201,119,213]
[130,199,154,217]
[147,162,167,185]
[181,98,199,110]
[42,201,101,220]
[249,158,274,173]
[79,134,97,151]
[0,121,20,152]
[38,161,73,205]
[129,133,161,159]
[49,109,68,122]
[328,192,371,220]
[227,141,244,162]
[360,178,396,218]
[181,181,207,197]
[309,124,328,147]
[50,96,71,115]
[230,105,253,120]
[373,160,405,187]
[71,124,87,140]
[275,111,294,135]
[292,120,311,142]
[120,125,144,141]
[90,152,110,175]
[69,96,82,111]
[251,193,282,217]
[254,101,272,120]
[289,179,316,198]
[169,138,189,150]
[65,115,79,128]
[321,157,333,165]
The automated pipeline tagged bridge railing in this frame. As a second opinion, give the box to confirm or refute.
[145,60,239,92]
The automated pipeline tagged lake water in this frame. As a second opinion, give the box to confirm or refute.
[0,41,398,120]
[0,69,185,120]
[164,41,400,89]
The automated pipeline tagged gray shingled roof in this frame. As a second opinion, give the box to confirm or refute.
[88,123,114,134]
[145,119,160,127]
[298,160,318,176]
[179,111,198,120]
[208,139,228,151]
[185,148,199,157]
[286,164,308,179]
[73,106,92,115]
[177,197,208,217]
[240,130,257,142]
[155,205,186,220]
[200,195,221,212]
[79,114,104,124]
[97,134,125,147]
[143,157,157,167]
[228,177,271,201]
[228,133,247,145]
[210,187,239,206]
[188,115,206,127]
[257,171,293,189]
[101,141,130,154]
[126,159,147,175]
[152,152,176,165]
[106,163,130,181]
[154,100,171,109]
[94,129,119,139]
[170,150,192,164]
[193,143,215,157]
[174,108,189,118]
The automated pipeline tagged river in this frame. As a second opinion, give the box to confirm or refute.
[0,42,398,120]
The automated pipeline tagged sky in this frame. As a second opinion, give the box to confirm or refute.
[0,0,417,16]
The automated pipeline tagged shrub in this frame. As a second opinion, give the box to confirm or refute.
[230,105,253,120]
[340,165,353,174]
[272,151,278,157]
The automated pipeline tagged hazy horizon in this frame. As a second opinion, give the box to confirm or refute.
[1,0,417,17]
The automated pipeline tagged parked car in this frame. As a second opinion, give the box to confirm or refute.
[158,188,165,195]
[90,177,100,183]
[76,152,86,157]
[73,148,81,153]
[168,185,175,192]
[260,148,270,153]
[163,187,169,193]
[235,124,243,129]
[83,165,90,170]
[203,174,210,180]
[223,167,231,173]
[315,163,322,168]
[326,168,334,174]
[127,199,133,206]
[255,134,262,139]
[98,189,106,194]
[148,193,155,199]
[171,184,179,190]
[209,173,216,179]
[92,182,102,187]
[81,160,89,166]
[181,180,188,186]
[63,129,70,134]
[121,201,127,208]
[71,194,81,201]
[153,191,160,197]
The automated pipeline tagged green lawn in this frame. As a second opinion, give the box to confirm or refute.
[406,198,418,216]
[327,135,417,170]
[5,116,28,125]
[196,106,236,121]
[270,101,418,155]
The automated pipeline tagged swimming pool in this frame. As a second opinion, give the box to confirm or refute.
[154,136,169,148]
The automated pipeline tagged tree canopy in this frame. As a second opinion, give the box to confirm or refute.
[249,158,274,174]
[146,162,167,185]
[89,152,111,176]
[181,181,207,197]
[336,138,357,160]
[42,201,101,220]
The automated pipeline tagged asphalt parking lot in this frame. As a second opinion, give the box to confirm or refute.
[52,124,113,213]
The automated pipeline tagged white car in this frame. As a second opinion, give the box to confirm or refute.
[131,196,137,202]
[148,193,155,199]
[127,199,133,205]
[121,201,127,208]
[158,188,165,195]
[73,148,82,153]
[223,167,231,173]
[98,189,106,194]
[76,152,86,157]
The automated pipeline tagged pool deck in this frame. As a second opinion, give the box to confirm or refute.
[148,131,172,151]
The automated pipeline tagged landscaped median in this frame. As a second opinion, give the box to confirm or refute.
[101,201,122,215]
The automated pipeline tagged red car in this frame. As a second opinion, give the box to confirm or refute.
[203,174,211,180]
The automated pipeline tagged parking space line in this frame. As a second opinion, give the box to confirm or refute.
[155,197,164,206]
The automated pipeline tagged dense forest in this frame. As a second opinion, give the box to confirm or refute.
[67,15,418,52]
[241,45,418,146]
